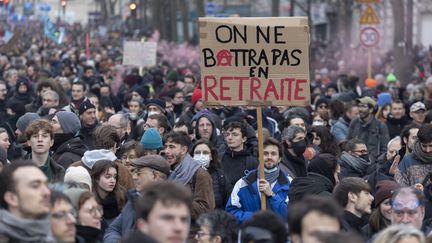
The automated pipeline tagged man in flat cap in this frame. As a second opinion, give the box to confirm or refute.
[103,155,170,243]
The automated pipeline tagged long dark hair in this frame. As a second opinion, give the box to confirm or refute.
[190,139,221,171]
[310,126,340,157]
[91,160,125,210]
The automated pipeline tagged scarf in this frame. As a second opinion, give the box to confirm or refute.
[0,209,55,243]
[413,142,432,164]
[264,166,280,184]
[340,151,371,174]
[169,154,201,185]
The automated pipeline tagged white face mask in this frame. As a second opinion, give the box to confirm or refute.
[312,121,325,126]
[193,154,211,168]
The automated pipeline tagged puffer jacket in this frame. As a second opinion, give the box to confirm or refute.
[52,136,88,168]
[225,169,290,224]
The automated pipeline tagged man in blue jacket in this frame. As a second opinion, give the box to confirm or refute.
[226,138,291,223]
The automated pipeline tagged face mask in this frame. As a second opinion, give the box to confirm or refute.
[360,154,370,163]
[312,121,325,126]
[147,111,159,117]
[291,140,307,156]
[129,113,138,120]
[193,154,210,168]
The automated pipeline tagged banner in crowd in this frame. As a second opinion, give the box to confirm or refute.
[122,41,157,67]
[43,16,65,45]
[199,17,310,106]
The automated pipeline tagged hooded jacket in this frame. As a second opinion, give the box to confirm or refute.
[225,169,290,224]
[220,145,259,195]
[0,209,55,243]
[192,111,223,149]
[288,172,334,203]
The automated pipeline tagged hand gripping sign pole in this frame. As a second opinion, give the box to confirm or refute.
[199,17,310,210]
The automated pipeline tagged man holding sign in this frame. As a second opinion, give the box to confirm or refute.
[225,138,291,223]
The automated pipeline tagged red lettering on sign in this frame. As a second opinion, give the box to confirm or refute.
[220,77,232,100]
[250,77,262,100]
[294,79,307,100]
[234,77,248,100]
[264,79,279,100]
[203,75,218,101]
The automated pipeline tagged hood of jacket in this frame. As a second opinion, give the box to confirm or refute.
[193,111,221,145]
[81,149,117,169]
[288,172,334,203]
[54,136,88,157]
[0,209,55,242]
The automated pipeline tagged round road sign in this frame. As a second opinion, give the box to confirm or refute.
[359,27,380,48]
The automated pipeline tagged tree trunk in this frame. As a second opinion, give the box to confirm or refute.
[391,0,410,84]
[181,0,190,42]
[272,0,280,17]
[289,0,295,16]
[169,0,178,42]
[406,0,413,52]
[338,0,353,58]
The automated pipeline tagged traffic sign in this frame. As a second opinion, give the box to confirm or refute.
[359,27,380,47]
[205,2,218,15]
[360,5,380,25]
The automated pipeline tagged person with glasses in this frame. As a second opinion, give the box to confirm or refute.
[104,155,170,243]
[118,141,145,170]
[65,189,104,242]
[339,138,372,178]
[396,124,432,186]
[50,190,78,243]
[347,96,390,163]
[195,210,238,243]
[390,187,430,234]
[314,97,330,118]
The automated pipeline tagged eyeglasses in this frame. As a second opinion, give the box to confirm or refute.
[83,206,103,217]
[52,209,77,221]
[121,154,137,161]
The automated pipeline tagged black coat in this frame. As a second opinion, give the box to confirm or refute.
[386,115,411,139]
[208,167,228,209]
[52,136,88,168]
[288,172,334,203]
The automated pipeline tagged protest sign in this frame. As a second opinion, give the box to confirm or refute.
[123,41,157,67]
[199,17,310,107]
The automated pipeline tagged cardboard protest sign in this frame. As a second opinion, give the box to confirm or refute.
[123,41,157,67]
[199,17,310,106]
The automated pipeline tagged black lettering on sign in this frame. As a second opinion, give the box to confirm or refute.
[202,48,216,67]
[215,25,247,44]
[256,26,270,44]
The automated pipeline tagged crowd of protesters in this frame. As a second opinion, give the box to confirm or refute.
[2,15,432,243]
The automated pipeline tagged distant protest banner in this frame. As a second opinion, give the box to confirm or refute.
[199,17,310,106]
[123,41,157,67]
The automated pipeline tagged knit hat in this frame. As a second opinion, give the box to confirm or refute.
[191,89,203,105]
[63,188,88,210]
[357,96,377,108]
[81,149,117,169]
[15,77,29,91]
[146,99,165,112]
[16,113,40,134]
[132,85,149,100]
[386,73,397,83]
[315,97,329,109]
[64,166,92,190]
[325,83,338,92]
[131,155,170,175]
[410,102,426,113]
[377,92,392,107]
[140,128,163,150]
[78,99,96,115]
[375,180,400,207]
[56,111,81,134]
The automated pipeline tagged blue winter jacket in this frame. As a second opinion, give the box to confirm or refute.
[103,189,139,243]
[225,169,290,224]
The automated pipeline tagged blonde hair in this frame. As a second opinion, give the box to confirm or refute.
[373,225,425,243]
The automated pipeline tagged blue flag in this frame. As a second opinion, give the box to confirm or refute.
[43,17,65,44]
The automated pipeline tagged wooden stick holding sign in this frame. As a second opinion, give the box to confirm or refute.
[199,17,310,211]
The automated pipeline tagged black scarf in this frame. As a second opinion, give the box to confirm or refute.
[101,193,119,220]
[283,147,307,177]
[413,142,432,164]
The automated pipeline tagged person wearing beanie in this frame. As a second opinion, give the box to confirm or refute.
[64,166,93,190]
[78,98,99,150]
[51,111,87,168]
[62,81,87,115]
[177,88,205,125]
[314,97,330,118]
[104,155,170,243]
[15,112,41,142]
[140,128,163,153]
[131,85,149,102]
[146,98,166,116]
[363,180,400,238]
[9,77,33,106]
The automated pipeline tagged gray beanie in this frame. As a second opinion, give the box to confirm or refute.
[56,111,81,134]
[16,113,40,133]
[63,187,88,210]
